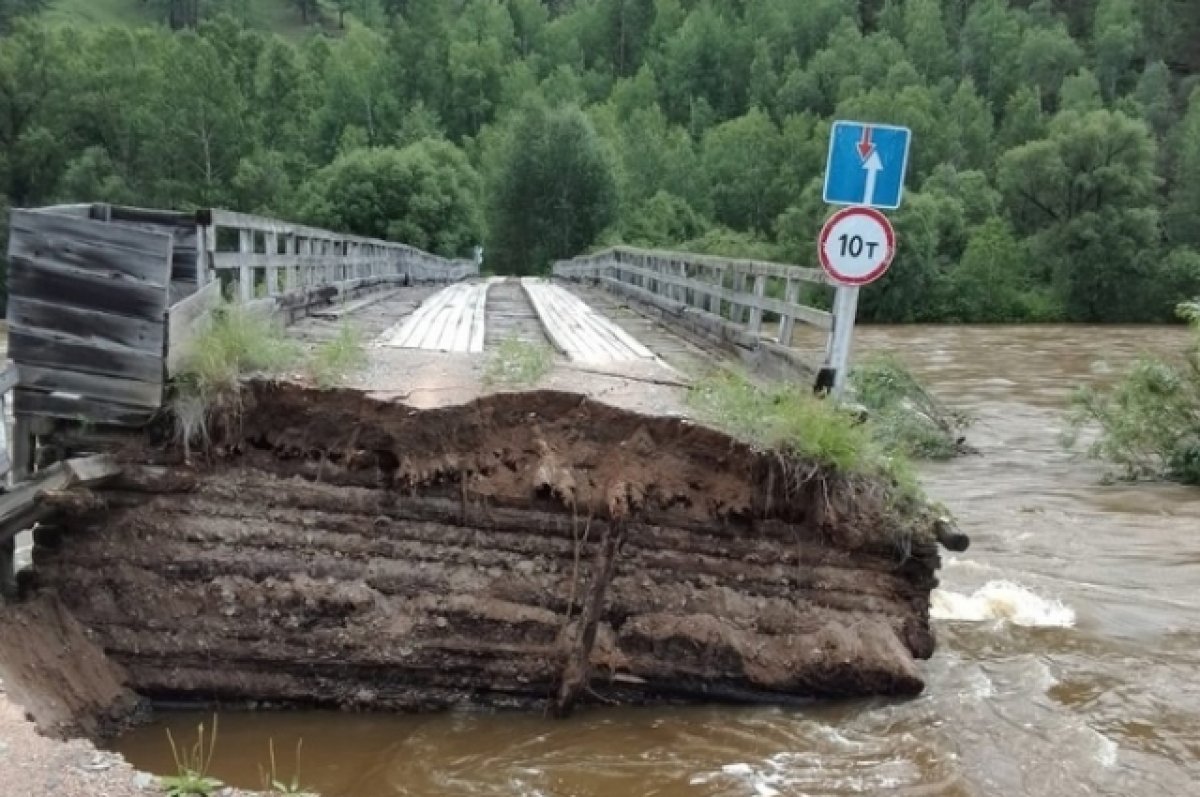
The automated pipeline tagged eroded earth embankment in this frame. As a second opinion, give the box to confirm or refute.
[18,383,942,725]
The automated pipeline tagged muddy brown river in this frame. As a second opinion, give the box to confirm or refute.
[109,325,1200,796]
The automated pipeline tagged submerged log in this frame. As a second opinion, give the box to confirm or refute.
[18,383,944,716]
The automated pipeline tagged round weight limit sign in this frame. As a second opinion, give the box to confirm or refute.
[818,206,896,286]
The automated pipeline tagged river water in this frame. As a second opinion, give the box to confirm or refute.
[110,325,1200,796]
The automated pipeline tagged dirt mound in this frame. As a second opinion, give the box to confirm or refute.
[0,595,143,738]
[21,382,942,718]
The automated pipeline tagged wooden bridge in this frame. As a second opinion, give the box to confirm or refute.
[0,202,844,597]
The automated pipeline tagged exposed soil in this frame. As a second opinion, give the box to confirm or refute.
[16,382,941,729]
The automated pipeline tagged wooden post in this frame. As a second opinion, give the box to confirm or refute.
[779,278,800,346]
[195,223,210,287]
[0,538,14,599]
[238,228,253,303]
[748,274,766,337]
[552,523,625,718]
[265,231,279,296]
[285,235,299,292]
[731,268,747,324]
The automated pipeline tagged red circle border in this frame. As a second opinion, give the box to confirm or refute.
[817,206,897,287]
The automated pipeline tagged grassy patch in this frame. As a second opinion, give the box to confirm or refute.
[1065,301,1200,484]
[851,354,972,460]
[175,302,300,396]
[484,336,554,388]
[308,321,368,387]
[169,303,300,456]
[687,371,921,499]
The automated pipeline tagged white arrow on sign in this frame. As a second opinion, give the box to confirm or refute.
[862,150,883,206]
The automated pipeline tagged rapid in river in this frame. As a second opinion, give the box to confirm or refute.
[109,325,1200,797]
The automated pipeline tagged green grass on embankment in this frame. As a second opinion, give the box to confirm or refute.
[686,371,923,502]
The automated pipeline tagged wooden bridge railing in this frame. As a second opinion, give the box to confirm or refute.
[202,209,477,305]
[554,246,836,383]
[4,202,475,430]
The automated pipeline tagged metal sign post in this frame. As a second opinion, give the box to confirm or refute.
[819,120,911,399]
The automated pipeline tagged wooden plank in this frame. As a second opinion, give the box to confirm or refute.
[7,258,170,323]
[13,389,153,427]
[9,209,173,287]
[17,365,162,409]
[613,262,833,330]
[7,329,162,384]
[166,280,222,376]
[0,361,19,394]
[0,456,121,544]
[107,205,195,227]
[748,274,766,336]
[238,229,253,304]
[34,204,95,218]
[8,297,163,354]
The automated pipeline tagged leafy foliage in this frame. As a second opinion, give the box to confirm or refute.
[2,1,1200,320]
[1066,301,1200,484]
[851,354,973,460]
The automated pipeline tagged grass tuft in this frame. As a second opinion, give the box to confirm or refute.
[308,321,368,387]
[687,371,923,503]
[258,738,317,796]
[169,303,300,457]
[484,335,554,388]
[161,716,223,797]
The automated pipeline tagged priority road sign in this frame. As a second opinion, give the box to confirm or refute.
[818,206,896,286]
[823,121,911,210]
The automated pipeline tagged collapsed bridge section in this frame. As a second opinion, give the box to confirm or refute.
[25,384,942,719]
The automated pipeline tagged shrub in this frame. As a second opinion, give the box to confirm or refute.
[1066,300,1200,483]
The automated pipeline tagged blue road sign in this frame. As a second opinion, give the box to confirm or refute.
[823,121,911,210]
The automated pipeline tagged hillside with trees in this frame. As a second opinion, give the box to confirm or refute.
[1,0,1199,322]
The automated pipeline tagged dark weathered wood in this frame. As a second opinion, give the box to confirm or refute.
[11,416,35,482]
[9,209,174,287]
[167,280,222,375]
[14,390,153,428]
[0,538,14,599]
[17,365,162,410]
[8,329,163,385]
[106,205,195,227]
[8,258,169,322]
[7,298,164,354]
[553,523,625,718]
[0,456,121,545]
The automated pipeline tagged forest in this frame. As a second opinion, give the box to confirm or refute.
[1,0,1199,323]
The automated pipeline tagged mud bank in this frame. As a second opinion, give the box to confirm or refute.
[19,383,943,723]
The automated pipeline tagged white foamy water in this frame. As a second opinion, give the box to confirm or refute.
[931,581,1076,627]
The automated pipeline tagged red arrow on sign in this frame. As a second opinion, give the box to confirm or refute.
[856,126,874,160]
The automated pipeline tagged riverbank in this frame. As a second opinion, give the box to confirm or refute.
[0,688,269,797]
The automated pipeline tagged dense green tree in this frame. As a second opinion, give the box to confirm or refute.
[486,104,617,275]
[0,22,67,205]
[1,0,1199,324]
[700,108,785,232]
[300,140,483,255]
[1093,0,1141,100]
[940,219,1041,322]
[1166,88,1200,248]
[1018,23,1084,107]
[999,109,1161,320]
